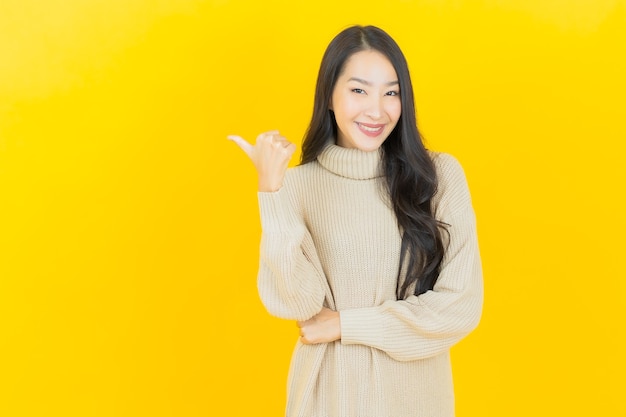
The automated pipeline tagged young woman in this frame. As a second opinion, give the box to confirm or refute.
[229,25,483,417]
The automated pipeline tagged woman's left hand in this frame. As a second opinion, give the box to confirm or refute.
[297,307,341,345]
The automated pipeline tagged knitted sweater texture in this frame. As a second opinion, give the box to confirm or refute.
[257,144,483,417]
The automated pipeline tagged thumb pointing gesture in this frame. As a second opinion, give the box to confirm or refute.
[227,134,255,160]
[227,130,296,192]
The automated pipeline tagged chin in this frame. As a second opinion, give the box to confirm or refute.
[353,135,387,152]
[355,142,384,152]
[337,130,388,151]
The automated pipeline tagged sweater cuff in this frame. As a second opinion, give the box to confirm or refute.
[257,188,301,233]
[340,307,384,347]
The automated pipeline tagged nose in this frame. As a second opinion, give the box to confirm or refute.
[364,96,383,120]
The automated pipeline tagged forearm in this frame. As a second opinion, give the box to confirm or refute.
[257,187,330,321]
[339,280,482,361]
[340,205,483,361]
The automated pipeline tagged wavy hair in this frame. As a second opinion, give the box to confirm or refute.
[300,25,448,298]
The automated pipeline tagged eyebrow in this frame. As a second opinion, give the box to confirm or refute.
[347,77,399,87]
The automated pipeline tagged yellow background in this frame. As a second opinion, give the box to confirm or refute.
[1,0,624,415]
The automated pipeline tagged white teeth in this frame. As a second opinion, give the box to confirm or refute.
[359,124,382,132]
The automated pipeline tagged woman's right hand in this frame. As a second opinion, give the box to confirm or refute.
[228,130,296,192]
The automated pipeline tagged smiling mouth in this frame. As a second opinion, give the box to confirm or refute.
[357,123,384,132]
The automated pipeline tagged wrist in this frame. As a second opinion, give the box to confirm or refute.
[258,179,282,192]
[333,310,341,342]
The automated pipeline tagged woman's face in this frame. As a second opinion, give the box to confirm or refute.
[331,50,401,152]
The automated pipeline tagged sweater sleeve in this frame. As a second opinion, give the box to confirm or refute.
[339,154,483,361]
[256,179,330,321]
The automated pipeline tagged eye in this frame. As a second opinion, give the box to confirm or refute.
[385,90,400,96]
[352,88,366,94]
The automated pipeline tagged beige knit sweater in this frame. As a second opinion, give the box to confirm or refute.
[257,143,483,417]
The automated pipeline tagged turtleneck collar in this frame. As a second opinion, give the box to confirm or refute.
[316,143,384,180]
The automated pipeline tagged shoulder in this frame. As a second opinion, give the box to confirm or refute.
[428,151,465,181]
[279,160,322,199]
[284,160,319,184]
[428,151,472,216]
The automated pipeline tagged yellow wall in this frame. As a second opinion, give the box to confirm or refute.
[1,1,624,415]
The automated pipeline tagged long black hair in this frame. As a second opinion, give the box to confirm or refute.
[300,25,448,299]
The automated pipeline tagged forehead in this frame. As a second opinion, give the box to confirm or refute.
[339,50,398,80]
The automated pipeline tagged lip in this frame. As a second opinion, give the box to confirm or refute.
[356,122,386,137]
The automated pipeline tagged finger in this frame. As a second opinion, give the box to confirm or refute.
[227,135,254,158]
[257,130,280,142]
[269,136,295,153]
[297,317,312,327]
[273,137,293,148]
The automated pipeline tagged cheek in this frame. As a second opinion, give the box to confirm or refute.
[334,97,360,121]
[387,101,402,123]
